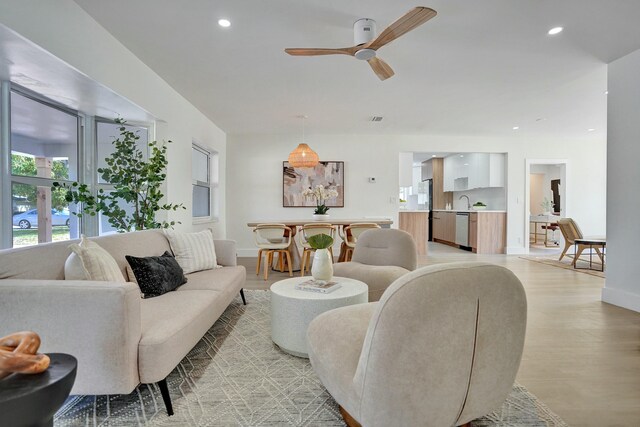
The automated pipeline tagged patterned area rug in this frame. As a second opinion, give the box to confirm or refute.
[55,291,568,426]
[520,255,605,278]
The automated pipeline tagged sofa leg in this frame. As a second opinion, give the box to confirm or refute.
[339,406,361,427]
[240,288,247,305]
[157,378,174,416]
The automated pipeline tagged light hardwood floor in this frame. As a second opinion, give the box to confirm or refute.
[239,242,640,426]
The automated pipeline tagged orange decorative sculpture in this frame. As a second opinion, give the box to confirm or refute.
[0,331,50,380]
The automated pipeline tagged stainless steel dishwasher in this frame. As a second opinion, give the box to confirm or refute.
[455,212,469,246]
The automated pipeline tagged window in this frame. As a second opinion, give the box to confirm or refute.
[95,119,150,234]
[192,144,217,219]
[9,89,80,247]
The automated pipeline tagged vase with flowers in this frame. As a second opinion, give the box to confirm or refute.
[302,184,339,220]
[540,197,555,216]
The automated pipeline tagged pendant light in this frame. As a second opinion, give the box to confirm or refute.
[288,115,319,168]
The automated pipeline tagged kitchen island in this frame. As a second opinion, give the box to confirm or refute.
[398,210,429,256]
[432,209,506,254]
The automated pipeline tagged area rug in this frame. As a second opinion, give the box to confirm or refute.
[55,291,568,427]
[520,255,605,278]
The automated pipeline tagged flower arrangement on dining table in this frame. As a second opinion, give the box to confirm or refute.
[301,184,339,215]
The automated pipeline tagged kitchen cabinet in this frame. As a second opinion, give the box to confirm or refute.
[433,211,456,243]
[399,211,428,256]
[443,153,505,191]
[469,212,478,248]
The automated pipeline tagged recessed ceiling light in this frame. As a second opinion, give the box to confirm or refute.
[431,155,437,158]
[604,90,609,95]
[218,19,231,28]
[512,126,520,130]
[463,163,469,166]
[459,154,464,158]
[548,27,563,35]
[588,128,596,132]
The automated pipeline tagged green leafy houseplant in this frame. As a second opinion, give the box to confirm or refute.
[307,233,334,250]
[54,119,184,232]
[473,202,486,207]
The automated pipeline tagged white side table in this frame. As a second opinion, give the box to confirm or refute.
[270,276,368,358]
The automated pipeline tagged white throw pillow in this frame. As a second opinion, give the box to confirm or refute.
[67,236,126,282]
[164,229,217,274]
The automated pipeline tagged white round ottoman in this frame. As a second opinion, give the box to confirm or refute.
[270,276,368,358]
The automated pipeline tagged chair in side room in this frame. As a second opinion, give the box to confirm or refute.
[307,262,527,427]
[332,228,416,301]
[338,223,381,262]
[299,223,336,276]
[557,218,605,265]
[253,223,292,280]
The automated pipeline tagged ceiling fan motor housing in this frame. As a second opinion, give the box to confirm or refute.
[354,18,377,46]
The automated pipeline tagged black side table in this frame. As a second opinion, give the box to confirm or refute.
[574,238,606,272]
[0,353,77,427]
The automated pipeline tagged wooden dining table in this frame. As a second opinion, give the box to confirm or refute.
[247,218,393,271]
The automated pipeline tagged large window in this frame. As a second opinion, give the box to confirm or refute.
[192,143,218,221]
[95,119,150,234]
[9,89,80,247]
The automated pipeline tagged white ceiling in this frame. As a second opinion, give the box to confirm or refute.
[73,0,640,137]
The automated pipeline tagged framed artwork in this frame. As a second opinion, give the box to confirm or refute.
[283,161,344,207]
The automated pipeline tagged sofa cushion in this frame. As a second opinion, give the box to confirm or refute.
[126,251,187,298]
[138,290,230,383]
[333,262,409,302]
[177,266,246,301]
[164,229,218,274]
[68,236,126,283]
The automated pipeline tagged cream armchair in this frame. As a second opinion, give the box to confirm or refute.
[333,228,417,301]
[307,262,527,427]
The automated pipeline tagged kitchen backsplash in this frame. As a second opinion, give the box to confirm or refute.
[452,187,506,210]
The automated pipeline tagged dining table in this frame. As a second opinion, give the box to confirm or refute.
[247,218,393,271]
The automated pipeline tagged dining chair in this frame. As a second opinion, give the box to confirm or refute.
[253,223,292,280]
[299,223,336,277]
[339,223,381,262]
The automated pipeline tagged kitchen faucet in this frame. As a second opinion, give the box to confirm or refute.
[459,195,471,210]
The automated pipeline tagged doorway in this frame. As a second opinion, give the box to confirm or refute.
[525,159,568,253]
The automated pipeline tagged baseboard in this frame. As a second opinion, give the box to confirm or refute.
[602,287,640,313]
[507,246,528,255]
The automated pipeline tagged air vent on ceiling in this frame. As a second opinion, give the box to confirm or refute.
[371,116,383,122]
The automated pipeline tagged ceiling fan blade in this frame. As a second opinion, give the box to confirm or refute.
[284,47,355,56]
[367,57,395,80]
[367,7,437,51]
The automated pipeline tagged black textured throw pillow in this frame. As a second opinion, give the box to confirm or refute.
[125,251,187,298]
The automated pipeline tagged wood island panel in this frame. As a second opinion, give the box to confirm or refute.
[475,212,507,254]
[398,211,429,255]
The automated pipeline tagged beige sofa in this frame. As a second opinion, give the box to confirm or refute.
[0,229,246,415]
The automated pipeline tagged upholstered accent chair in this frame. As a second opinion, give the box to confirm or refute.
[332,228,417,301]
[307,262,527,427]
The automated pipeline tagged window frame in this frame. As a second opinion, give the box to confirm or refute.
[191,142,216,223]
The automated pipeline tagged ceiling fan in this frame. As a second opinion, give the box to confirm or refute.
[285,7,437,81]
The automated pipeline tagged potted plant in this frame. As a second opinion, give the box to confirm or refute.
[53,119,184,232]
[540,198,554,216]
[301,184,339,220]
[307,233,334,282]
[472,201,487,210]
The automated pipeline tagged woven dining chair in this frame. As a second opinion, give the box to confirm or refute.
[253,223,293,280]
[339,223,381,262]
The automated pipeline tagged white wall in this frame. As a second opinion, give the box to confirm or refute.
[227,133,606,256]
[602,48,640,312]
[0,0,227,236]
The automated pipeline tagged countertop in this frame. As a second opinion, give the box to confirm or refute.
[431,209,507,213]
[399,210,430,213]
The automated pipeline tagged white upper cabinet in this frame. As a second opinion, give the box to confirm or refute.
[443,153,505,191]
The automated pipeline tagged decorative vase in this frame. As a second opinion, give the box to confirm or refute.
[312,214,330,221]
[311,248,333,282]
